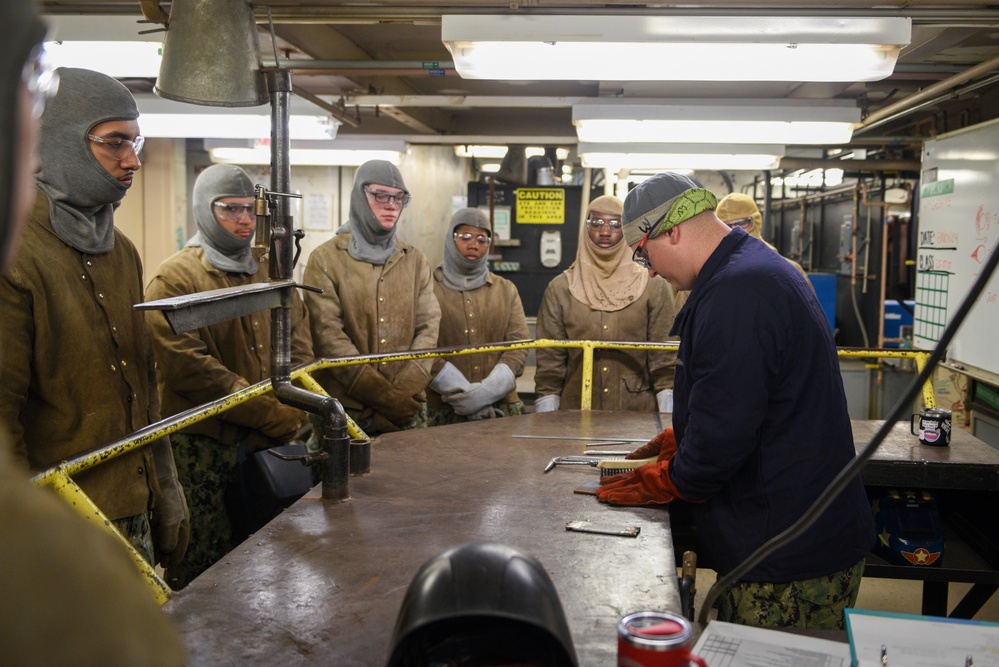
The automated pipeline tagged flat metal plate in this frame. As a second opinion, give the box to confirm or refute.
[135,279,297,334]
[566,520,641,537]
[164,411,680,666]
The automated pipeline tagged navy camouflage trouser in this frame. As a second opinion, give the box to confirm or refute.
[163,433,240,590]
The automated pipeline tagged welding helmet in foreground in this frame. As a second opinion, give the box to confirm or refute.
[387,542,578,667]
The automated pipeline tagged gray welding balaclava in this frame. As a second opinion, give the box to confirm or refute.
[440,207,491,292]
[186,164,258,274]
[35,67,139,254]
[0,0,47,270]
[336,159,408,265]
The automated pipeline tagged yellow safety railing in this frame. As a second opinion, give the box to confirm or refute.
[30,340,934,603]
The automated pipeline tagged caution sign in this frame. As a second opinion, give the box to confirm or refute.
[516,188,565,224]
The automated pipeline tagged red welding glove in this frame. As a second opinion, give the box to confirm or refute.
[625,428,677,462]
[596,459,682,506]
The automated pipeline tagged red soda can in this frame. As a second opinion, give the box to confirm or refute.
[617,611,707,667]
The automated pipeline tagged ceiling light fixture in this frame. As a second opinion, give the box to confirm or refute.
[134,95,340,141]
[442,15,910,82]
[577,142,784,171]
[140,114,339,141]
[205,139,405,167]
[454,145,548,159]
[45,40,163,78]
[573,99,860,145]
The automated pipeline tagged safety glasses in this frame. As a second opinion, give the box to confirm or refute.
[632,228,653,269]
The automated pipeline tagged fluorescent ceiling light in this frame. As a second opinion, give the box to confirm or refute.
[573,99,859,145]
[454,145,573,160]
[578,142,784,171]
[454,145,548,159]
[43,15,164,78]
[133,95,340,141]
[205,139,405,167]
[773,168,845,189]
[442,15,910,82]
[45,40,162,78]
[140,114,339,140]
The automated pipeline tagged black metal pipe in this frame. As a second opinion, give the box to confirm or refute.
[267,69,350,501]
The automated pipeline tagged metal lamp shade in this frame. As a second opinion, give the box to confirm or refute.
[154,0,268,107]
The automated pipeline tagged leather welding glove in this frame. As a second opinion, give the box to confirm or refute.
[393,360,432,398]
[349,365,421,428]
[148,437,190,568]
[626,427,677,462]
[469,405,504,420]
[228,377,305,443]
[596,459,682,507]
[429,361,472,396]
[444,363,515,416]
[533,394,560,413]
[656,389,674,414]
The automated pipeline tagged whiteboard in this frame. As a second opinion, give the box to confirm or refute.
[914,117,999,378]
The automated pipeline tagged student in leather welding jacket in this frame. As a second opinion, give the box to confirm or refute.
[145,164,313,590]
[534,194,677,413]
[0,67,189,570]
[0,6,185,662]
[303,160,441,436]
[598,172,874,630]
[427,208,529,423]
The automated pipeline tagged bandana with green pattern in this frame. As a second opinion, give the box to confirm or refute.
[623,188,718,246]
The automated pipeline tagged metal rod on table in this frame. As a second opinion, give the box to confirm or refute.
[513,435,647,442]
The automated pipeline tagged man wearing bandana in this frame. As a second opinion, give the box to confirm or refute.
[598,172,874,630]
[427,208,529,423]
[145,164,313,589]
[534,194,677,413]
[0,67,189,570]
[304,160,441,435]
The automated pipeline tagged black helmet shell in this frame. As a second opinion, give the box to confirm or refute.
[387,542,578,667]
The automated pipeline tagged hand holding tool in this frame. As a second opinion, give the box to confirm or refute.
[597,459,683,506]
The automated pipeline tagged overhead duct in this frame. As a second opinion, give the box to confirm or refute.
[494,145,528,185]
[154,0,268,107]
[528,155,556,186]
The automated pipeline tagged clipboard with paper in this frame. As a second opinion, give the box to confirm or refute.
[846,608,999,667]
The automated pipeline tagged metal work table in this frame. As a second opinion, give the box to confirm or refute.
[855,420,999,617]
[856,420,999,490]
[165,413,999,662]
[165,411,681,666]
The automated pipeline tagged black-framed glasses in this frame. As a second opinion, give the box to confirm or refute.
[87,133,145,160]
[23,42,59,121]
[586,218,622,229]
[454,231,491,246]
[632,228,653,269]
[212,202,254,222]
[363,186,411,208]
[725,216,753,230]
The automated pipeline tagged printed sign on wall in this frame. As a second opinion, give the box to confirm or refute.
[515,188,565,224]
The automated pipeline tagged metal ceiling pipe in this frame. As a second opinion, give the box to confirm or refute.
[857,53,999,132]
[245,7,999,23]
[779,158,921,172]
[266,69,351,502]
[264,60,457,70]
[291,84,361,128]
